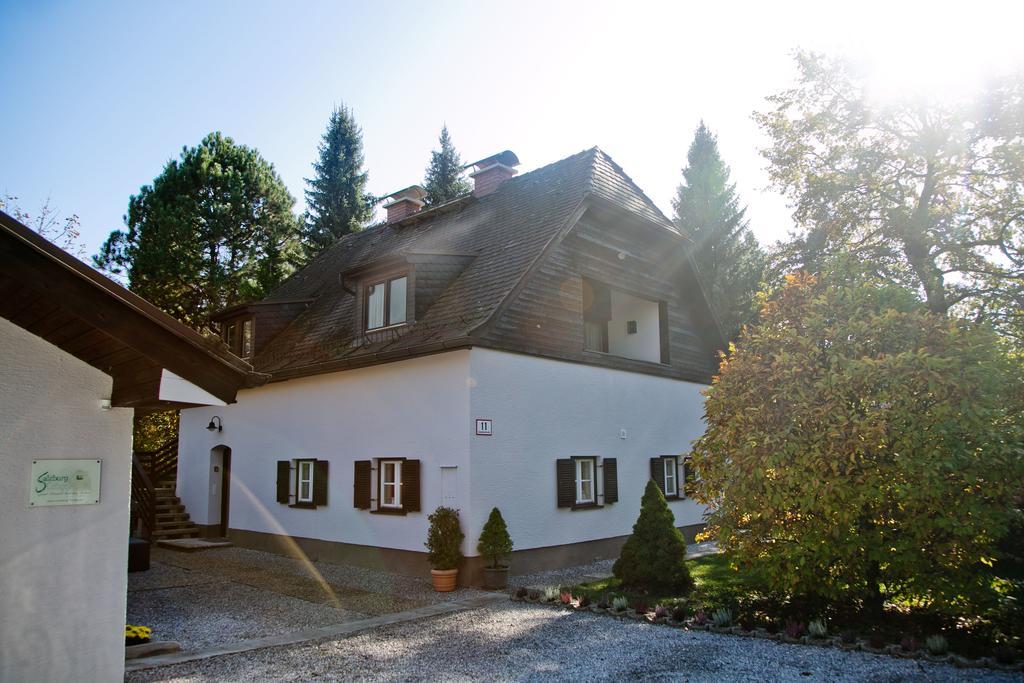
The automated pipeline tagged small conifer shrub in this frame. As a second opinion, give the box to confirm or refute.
[612,480,694,595]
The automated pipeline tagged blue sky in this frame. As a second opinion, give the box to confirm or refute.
[3,1,1022,259]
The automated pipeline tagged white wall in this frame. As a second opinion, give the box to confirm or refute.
[608,288,662,363]
[0,317,133,683]
[178,351,472,553]
[467,348,707,554]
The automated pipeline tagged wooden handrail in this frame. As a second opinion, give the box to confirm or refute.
[130,454,156,541]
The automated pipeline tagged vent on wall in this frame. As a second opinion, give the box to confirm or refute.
[626,320,638,335]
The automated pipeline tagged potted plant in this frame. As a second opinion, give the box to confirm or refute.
[477,507,513,589]
[425,506,464,592]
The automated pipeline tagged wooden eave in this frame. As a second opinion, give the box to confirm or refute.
[0,211,267,407]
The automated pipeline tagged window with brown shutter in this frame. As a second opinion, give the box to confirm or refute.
[353,460,372,509]
[276,460,291,504]
[682,455,698,497]
[603,458,618,504]
[403,459,421,512]
[313,460,329,506]
[556,459,575,508]
[650,456,680,499]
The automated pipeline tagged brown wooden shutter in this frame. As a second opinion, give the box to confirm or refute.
[403,459,421,512]
[683,457,696,497]
[313,460,329,506]
[556,459,575,508]
[353,460,371,509]
[650,457,666,494]
[276,460,291,504]
[603,458,618,504]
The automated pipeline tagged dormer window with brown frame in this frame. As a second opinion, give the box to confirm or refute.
[222,317,255,359]
[365,275,408,330]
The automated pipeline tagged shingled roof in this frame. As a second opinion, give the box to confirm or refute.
[250,147,711,380]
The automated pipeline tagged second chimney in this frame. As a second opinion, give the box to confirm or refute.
[468,150,520,197]
[383,185,427,223]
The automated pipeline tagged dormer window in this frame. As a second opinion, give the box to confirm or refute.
[365,275,408,330]
[222,317,255,359]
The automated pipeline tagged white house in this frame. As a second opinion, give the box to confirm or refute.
[0,212,257,682]
[176,148,724,582]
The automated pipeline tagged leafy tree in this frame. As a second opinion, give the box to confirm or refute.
[672,122,766,337]
[95,132,302,328]
[477,507,513,569]
[613,480,694,595]
[691,269,1023,612]
[423,125,471,206]
[756,52,1024,344]
[303,104,373,257]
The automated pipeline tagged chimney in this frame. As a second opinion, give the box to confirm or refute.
[468,150,520,197]
[383,185,427,223]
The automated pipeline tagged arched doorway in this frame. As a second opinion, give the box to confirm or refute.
[210,446,232,538]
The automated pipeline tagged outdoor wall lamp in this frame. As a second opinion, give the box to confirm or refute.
[206,416,223,432]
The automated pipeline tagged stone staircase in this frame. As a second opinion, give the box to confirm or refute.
[152,483,201,540]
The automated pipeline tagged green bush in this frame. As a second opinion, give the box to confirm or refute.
[612,480,694,595]
[477,507,513,569]
[425,507,464,570]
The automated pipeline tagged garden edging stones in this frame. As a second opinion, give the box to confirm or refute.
[509,592,1024,673]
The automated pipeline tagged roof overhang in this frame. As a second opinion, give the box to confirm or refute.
[0,211,268,408]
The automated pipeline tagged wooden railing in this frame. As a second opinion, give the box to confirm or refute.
[136,438,179,486]
[130,454,156,541]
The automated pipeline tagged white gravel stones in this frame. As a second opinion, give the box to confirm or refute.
[126,602,1018,683]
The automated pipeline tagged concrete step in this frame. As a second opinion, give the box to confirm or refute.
[155,512,191,522]
[157,538,232,552]
[152,528,198,539]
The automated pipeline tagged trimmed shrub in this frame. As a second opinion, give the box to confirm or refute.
[477,507,513,569]
[613,480,694,595]
[425,507,464,570]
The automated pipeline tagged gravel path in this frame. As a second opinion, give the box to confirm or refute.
[126,601,1018,682]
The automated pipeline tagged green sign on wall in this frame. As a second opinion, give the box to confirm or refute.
[29,459,102,507]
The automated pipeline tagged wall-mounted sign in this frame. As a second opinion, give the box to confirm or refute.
[29,459,101,507]
[475,419,493,436]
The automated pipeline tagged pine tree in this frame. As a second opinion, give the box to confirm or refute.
[303,104,373,257]
[672,122,765,338]
[94,132,303,328]
[613,480,694,595]
[423,125,471,206]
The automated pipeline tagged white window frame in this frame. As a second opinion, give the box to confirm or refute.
[575,458,596,505]
[296,459,315,504]
[663,456,678,497]
[380,459,403,508]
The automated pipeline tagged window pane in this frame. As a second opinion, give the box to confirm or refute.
[225,322,237,350]
[388,277,407,325]
[241,320,253,358]
[665,458,676,495]
[366,283,385,329]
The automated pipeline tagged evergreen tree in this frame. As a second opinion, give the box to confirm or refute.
[613,480,694,595]
[672,122,766,338]
[94,132,303,328]
[477,507,513,568]
[303,104,373,257]
[423,125,471,206]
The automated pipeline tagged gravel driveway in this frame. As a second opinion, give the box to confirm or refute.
[126,601,1018,682]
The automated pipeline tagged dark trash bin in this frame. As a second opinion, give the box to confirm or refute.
[128,537,150,572]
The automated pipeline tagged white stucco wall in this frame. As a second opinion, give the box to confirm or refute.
[177,350,473,554]
[467,348,708,553]
[0,317,133,683]
[608,289,662,363]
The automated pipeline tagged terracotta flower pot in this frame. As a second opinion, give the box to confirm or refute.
[431,568,458,592]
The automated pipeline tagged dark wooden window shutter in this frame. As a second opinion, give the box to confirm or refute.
[650,457,666,494]
[403,459,421,512]
[313,460,329,506]
[603,458,618,504]
[276,460,291,504]
[353,460,371,509]
[683,457,697,497]
[556,459,575,508]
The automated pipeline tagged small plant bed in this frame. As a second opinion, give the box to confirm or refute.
[510,553,1024,672]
